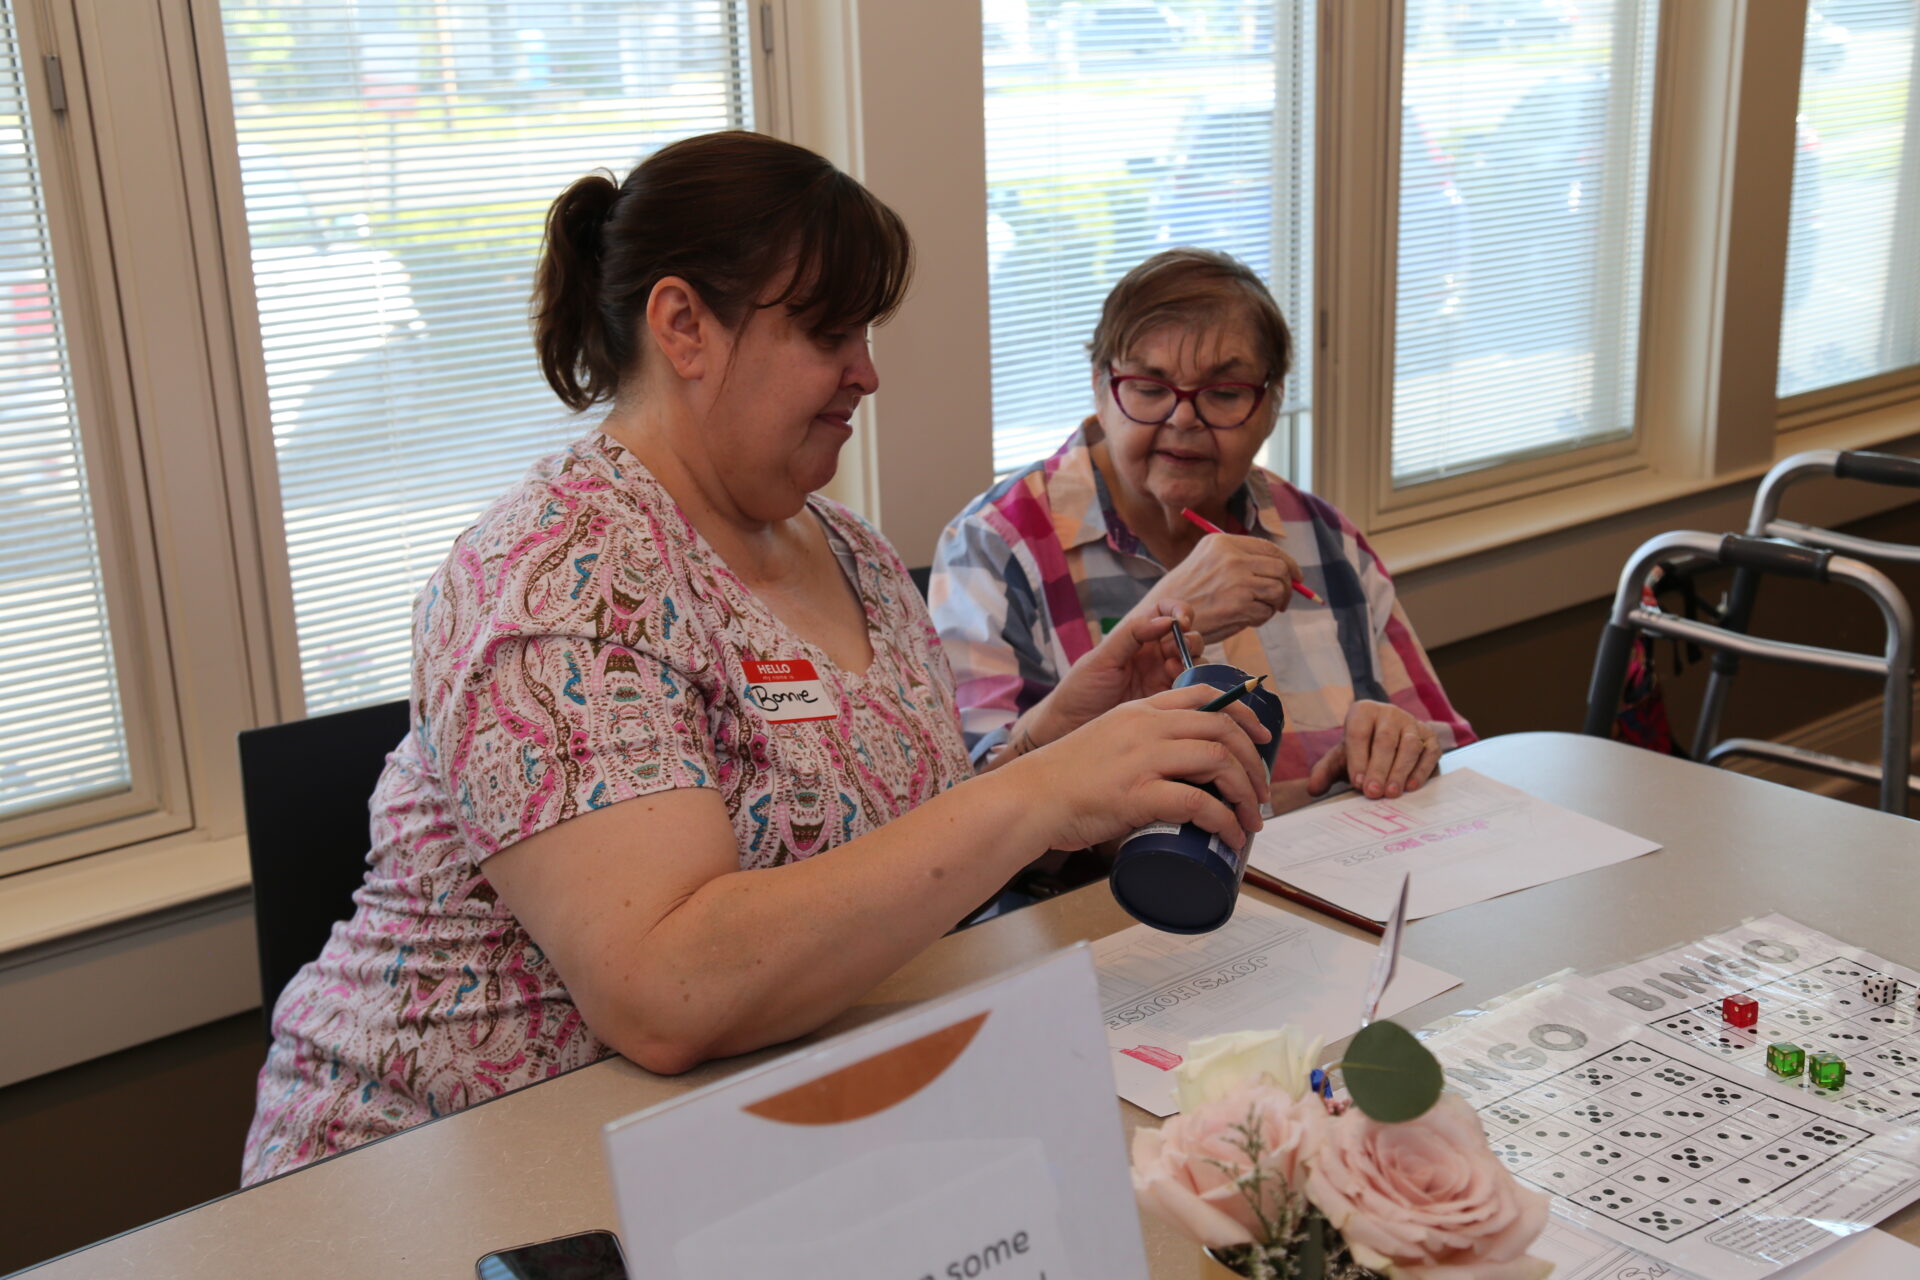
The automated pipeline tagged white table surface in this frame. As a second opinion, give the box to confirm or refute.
[20,732,1920,1278]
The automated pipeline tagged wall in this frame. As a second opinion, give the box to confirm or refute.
[3,505,1915,1274]
[0,1012,261,1275]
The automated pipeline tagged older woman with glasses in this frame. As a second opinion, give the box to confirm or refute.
[932,249,1473,814]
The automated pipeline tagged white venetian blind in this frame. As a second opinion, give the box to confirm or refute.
[1393,0,1658,487]
[1779,0,1920,398]
[983,1,1314,476]
[219,2,752,713]
[0,0,131,821]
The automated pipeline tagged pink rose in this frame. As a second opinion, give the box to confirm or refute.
[1131,1083,1325,1249]
[1305,1093,1551,1280]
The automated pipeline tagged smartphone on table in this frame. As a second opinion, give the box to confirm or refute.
[475,1229,628,1279]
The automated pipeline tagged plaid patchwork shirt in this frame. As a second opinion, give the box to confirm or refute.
[929,424,1474,790]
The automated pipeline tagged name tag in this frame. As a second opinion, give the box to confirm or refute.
[742,658,838,724]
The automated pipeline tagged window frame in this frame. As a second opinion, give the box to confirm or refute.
[1317,0,1675,539]
[0,0,195,874]
[1777,0,1920,419]
[1782,367,1920,434]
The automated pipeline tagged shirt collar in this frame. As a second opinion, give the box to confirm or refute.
[1044,420,1120,552]
[1242,463,1287,540]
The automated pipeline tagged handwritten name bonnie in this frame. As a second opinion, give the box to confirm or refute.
[1106,954,1271,1029]
[740,658,837,723]
[745,683,819,710]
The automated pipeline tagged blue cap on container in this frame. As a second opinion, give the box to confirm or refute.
[1107,661,1284,935]
[1108,831,1244,933]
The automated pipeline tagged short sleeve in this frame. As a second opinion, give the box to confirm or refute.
[426,628,719,862]
[929,506,1062,762]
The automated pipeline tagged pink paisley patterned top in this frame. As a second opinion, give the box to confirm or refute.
[242,432,973,1184]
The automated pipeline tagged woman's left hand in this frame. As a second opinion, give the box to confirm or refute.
[1023,600,1203,746]
[1306,701,1442,800]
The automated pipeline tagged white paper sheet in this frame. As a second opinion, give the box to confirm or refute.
[1532,1214,1920,1279]
[1093,896,1459,1115]
[1414,916,1920,1280]
[1247,767,1660,922]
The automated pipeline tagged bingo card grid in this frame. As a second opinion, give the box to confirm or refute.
[1640,955,1920,1123]
[1474,1038,1874,1244]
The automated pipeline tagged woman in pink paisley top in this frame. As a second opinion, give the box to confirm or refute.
[241,131,1274,1183]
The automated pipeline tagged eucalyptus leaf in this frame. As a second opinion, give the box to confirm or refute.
[1341,1021,1443,1123]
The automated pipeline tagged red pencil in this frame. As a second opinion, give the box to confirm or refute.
[1180,507,1323,603]
[1243,866,1386,936]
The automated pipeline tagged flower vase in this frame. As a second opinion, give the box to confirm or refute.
[1202,1240,1381,1280]
[1201,1246,1244,1278]
[1201,1245,1307,1279]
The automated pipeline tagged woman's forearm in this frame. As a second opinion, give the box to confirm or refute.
[600,765,1055,1071]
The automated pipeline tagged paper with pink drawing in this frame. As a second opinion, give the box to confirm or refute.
[1249,768,1660,923]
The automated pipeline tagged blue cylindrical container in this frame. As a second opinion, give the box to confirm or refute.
[1107,663,1285,934]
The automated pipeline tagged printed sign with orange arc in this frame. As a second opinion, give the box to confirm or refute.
[743,1012,989,1125]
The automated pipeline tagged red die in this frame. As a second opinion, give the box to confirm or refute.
[1723,994,1759,1027]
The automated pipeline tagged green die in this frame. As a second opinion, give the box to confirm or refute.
[1808,1052,1847,1090]
[1767,1041,1806,1077]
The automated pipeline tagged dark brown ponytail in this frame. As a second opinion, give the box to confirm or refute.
[532,131,914,413]
[534,172,623,412]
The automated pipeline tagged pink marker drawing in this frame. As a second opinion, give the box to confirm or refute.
[1120,1045,1184,1071]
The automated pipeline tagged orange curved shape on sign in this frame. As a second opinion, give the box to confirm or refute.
[743,1012,989,1125]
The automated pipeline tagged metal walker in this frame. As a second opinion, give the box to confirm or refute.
[1582,528,1914,816]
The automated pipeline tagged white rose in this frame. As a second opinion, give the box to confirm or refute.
[1175,1028,1324,1113]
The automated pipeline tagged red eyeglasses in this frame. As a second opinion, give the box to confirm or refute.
[1107,367,1270,430]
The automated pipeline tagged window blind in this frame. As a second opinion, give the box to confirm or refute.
[0,0,130,820]
[1779,0,1919,398]
[983,2,1314,477]
[1393,0,1658,488]
[219,1,752,713]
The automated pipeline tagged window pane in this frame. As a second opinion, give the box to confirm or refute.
[0,1,131,819]
[984,2,1314,476]
[1779,0,1919,398]
[1394,0,1658,487]
[220,2,752,713]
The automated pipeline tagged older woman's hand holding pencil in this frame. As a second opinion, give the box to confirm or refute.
[1180,507,1321,603]
[1129,514,1307,649]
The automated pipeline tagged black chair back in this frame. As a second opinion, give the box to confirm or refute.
[238,698,410,1040]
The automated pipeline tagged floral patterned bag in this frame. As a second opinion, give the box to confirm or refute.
[1611,561,1724,758]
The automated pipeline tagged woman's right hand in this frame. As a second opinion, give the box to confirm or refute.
[1003,683,1273,853]
[1142,532,1301,645]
